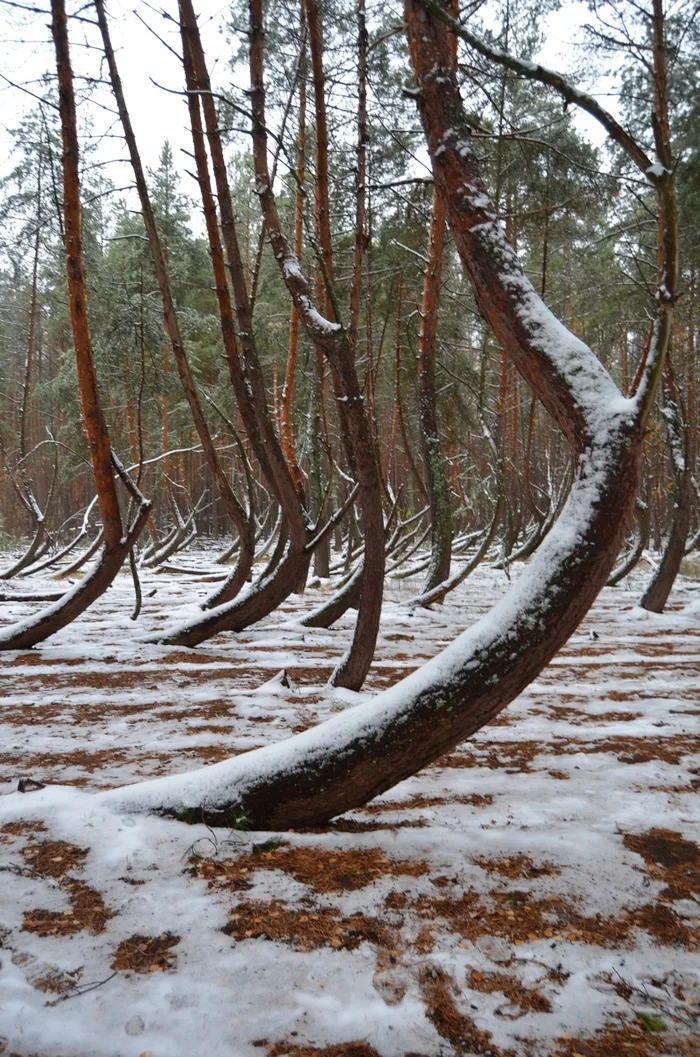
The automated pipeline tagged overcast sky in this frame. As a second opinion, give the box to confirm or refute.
[0,0,609,211]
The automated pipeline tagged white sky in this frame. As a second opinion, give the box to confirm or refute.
[0,0,613,211]
[0,0,237,185]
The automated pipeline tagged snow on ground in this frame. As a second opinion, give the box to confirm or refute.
[0,548,698,1057]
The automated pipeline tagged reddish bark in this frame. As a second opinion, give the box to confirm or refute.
[95,0,253,603]
[55,0,122,550]
[249,0,385,690]
[105,0,673,828]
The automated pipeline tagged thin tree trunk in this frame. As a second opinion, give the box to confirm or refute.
[418,186,453,588]
[640,361,691,611]
[249,0,385,690]
[279,4,306,497]
[0,0,149,650]
[58,3,121,551]
[417,0,455,590]
[95,0,254,605]
[18,164,41,459]
[608,495,651,586]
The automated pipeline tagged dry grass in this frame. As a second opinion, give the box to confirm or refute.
[545,706,643,725]
[419,963,516,1056]
[17,835,110,938]
[360,792,494,813]
[627,902,697,948]
[182,723,236,736]
[579,735,699,766]
[436,742,542,772]
[435,734,699,770]
[30,967,84,995]
[255,1043,381,1057]
[623,828,700,901]
[154,700,238,722]
[2,701,159,727]
[474,855,560,880]
[0,819,47,841]
[466,968,552,1016]
[553,1022,700,1056]
[0,747,130,775]
[111,932,180,972]
[411,886,698,950]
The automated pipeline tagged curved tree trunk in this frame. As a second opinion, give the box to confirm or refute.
[640,363,691,611]
[53,528,103,580]
[0,507,149,651]
[0,516,48,580]
[300,561,364,629]
[411,489,503,608]
[0,0,150,651]
[99,0,674,828]
[95,0,254,607]
[248,0,385,690]
[17,515,90,577]
[607,496,651,586]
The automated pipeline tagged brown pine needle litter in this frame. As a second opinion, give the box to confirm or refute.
[111,933,180,972]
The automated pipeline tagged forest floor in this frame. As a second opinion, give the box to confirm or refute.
[0,548,699,1057]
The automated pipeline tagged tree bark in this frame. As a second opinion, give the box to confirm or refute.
[418,187,453,589]
[640,362,691,611]
[0,0,150,652]
[100,0,672,827]
[95,0,254,605]
[279,3,306,498]
[56,0,122,551]
[417,0,455,591]
[248,0,385,690]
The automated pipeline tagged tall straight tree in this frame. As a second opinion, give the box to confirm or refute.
[417,0,457,592]
[248,0,387,690]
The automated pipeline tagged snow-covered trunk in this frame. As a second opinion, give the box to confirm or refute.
[0,516,47,580]
[97,1,661,829]
[0,513,148,651]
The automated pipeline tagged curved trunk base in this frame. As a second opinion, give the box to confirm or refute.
[102,429,642,829]
[0,504,150,651]
[153,541,311,648]
[0,521,48,580]
[640,475,691,612]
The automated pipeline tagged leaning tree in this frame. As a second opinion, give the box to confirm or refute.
[90,0,677,828]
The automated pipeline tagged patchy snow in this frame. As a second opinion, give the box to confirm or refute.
[298,294,341,334]
[0,550,698,1055]
[282,255,304,282]
[646,161,668,179]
